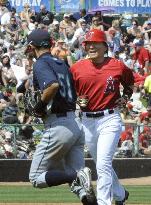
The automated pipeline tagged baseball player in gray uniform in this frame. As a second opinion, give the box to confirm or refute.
[26,29,97,205]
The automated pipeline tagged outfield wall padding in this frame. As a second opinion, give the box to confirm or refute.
[0,158,151,182]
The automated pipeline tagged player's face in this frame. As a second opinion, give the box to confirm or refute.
[85,41,107,60]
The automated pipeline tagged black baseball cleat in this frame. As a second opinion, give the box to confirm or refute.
[82,196,98,205]
[115,190,129,205]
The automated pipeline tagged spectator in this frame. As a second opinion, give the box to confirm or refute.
[94,11,110,30]
[70,41,85,62]
[12,58,33,103]
[28,16,36,32]
[35,4,54,26]
[79,8,91,24]
[51,39,72,66]
[59,13,76,39]
[0,6,11,32]
[3,131,15,158]
[50,20,60,41]
[20,21,30,44]
[127,19,142,37]
[139,106,151,124]
[130,84,146,113]
[131,39,150,73]
[119,13,132,33]
[0,87,12,111]
[5,16,22,45]
[1,54,16,87]
[71,19,89,46]
[90,16,104,31]
[10,7,21,25]
[18,111,34,141]
[142,19,151,33]
[2,94,19,124]
[139,127,151,156]
[20,3,32,23]
[107,29,121,58]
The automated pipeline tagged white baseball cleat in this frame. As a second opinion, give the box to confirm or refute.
[77,167,97,203]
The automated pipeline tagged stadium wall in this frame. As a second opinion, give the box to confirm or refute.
[0,158,151,182]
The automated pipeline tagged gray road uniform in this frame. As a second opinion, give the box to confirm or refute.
[29,53,85,188]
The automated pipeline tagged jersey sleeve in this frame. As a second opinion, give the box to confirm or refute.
[33,60,58,91]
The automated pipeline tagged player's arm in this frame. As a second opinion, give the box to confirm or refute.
[121,64,134,99]
[33,61,59,117]
[115,64,134,109]
[33,83,59,117]
[41,83,59,104]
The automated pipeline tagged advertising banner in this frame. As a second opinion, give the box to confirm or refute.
[55,0,83,13]
[9,0,50,13]
[89,0,151,14]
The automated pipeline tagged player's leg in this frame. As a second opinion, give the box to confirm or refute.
[96,113,122,205]
[29,113,83,188]
[112,169,126,201]
[82,113,122,205]
[64,138,86,202]
[76,117,98,204]
[29,126,76,188]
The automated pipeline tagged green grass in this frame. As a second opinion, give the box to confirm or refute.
[0,185,78,203]
[0,185,151,203]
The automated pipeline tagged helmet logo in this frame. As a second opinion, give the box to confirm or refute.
[86,31,94,40]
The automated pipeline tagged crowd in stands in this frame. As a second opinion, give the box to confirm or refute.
[0,1,151,159]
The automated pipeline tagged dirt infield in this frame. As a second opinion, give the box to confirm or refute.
[1,176,151,186]
[120,176,151,185]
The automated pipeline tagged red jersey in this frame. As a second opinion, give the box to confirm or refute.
[133,72,146,85]
[133,47,150,68]
[120,130,133,142]
[139,111,151,122]
[139,133,149,148]
[70,57,134,111]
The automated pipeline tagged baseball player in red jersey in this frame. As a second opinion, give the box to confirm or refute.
[70,29,134,205]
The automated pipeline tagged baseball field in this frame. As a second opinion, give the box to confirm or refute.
[0,177,151,205]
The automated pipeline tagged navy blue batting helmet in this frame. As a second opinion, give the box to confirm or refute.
[27,29,52,48]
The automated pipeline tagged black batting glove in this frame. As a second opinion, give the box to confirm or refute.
[33,99,47,118]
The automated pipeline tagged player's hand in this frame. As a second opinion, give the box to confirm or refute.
[77,95,89,108]
[33,100,47,118]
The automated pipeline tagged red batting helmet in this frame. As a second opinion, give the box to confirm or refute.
[84,29,107,43]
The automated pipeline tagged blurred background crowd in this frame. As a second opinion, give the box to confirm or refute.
[0,0,151,159]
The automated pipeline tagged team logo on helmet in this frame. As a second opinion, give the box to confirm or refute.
[86,31,94,41]
[84,29,107,43]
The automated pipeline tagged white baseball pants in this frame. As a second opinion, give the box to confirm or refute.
[81,110,125,205]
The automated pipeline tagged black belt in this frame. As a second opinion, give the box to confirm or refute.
[86,109,114,118]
